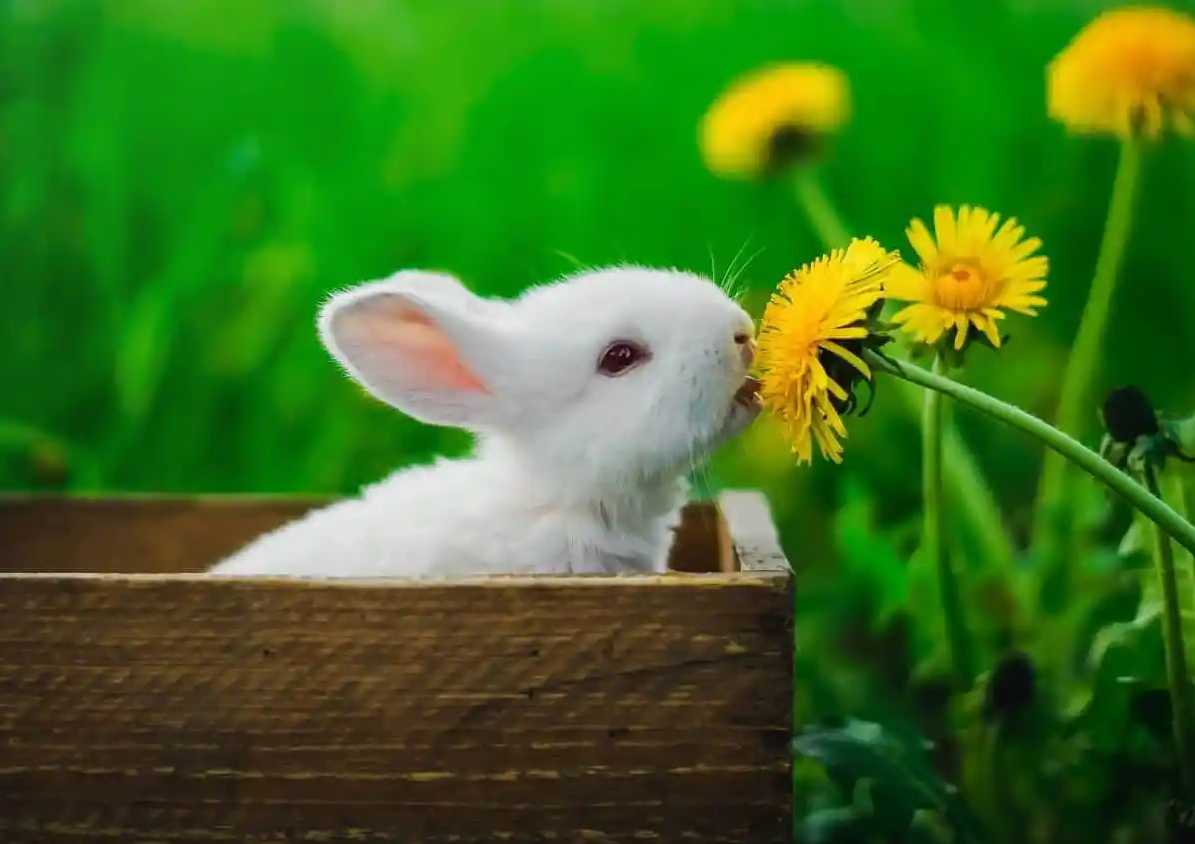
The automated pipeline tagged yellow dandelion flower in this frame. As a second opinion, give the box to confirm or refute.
[700,63,850,179]
[1048,7,1195,138]
[757,237,897,464]
[887,206,1048,352]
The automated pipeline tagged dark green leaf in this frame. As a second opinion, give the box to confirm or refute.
[794,720,988,844]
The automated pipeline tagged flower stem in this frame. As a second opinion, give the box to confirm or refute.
[1033,139,1143,552]
[1142,462,1195,796]
[1166,469,1195,598]
[983,722,1016,844]
[899,383,1017,568]
[863,350,1195,558]
[923,355,975,687]
[792,168,851,251]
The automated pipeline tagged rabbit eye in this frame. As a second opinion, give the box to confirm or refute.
[598,341,648,376]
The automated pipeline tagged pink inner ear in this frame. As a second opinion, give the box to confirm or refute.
[345,298,488,394]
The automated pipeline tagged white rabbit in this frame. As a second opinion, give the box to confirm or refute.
[211,266,760,578]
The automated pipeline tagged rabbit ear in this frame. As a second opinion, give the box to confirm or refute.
[319,271,512,429]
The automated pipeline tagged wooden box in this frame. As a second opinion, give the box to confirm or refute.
[0,492,792,843]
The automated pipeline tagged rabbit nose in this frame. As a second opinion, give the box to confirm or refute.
[734,331,756,367]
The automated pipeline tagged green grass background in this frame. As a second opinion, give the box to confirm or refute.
[4,0,1195,771]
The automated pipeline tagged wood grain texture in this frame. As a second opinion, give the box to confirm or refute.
[0,495,328,574]
[0,496,732,574]
[0,493,792,842]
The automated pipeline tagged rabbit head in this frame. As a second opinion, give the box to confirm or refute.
[320,266,760,499]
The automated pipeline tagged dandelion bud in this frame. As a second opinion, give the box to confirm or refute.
[1102,386,1159,444]
[984,651,1036,722]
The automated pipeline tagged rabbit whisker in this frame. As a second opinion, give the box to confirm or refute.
[722,242,764,302]
[720,236,752,292]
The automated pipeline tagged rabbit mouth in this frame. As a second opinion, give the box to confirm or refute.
[734,376,761,410]
[691,376,762,460]
[711,375,761,444]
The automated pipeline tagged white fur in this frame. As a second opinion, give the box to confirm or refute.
[211,266,758,577]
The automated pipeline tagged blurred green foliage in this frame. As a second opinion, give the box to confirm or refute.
[4,0,1195,840]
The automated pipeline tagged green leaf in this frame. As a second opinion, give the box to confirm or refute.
[1118,518,1146,558]
[796,805,871,844]
[908,808,957,844]
[793,720,988,844]
[1128,488,1195,669]
[1072,529,1170,746]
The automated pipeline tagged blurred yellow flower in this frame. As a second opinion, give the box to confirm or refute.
[1048,7,1195,138]
[887,206,1047,352]
[700,63,849,179]
[757,237,897,464]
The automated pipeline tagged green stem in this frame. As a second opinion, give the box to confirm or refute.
[792,168,850,250]
[1166,469,1195,593]
[1143,462,1195,796]
[1033,139,1143,551]
[897,382,1016,568]
[984,722,1015,844]
[924,355,975,687]
[1186,474,1195,586]
[864,350,1195,558]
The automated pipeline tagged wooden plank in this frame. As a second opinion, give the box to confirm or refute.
[0,497,732,574]
[668,502,734,573]
[719,491,789,573]
[0,573,792,842]
[0,495,327,574]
